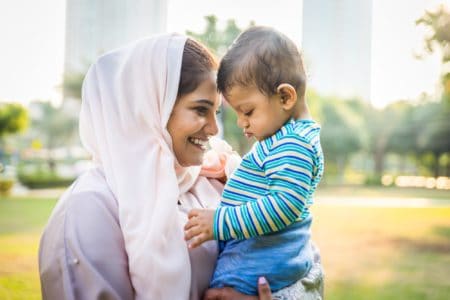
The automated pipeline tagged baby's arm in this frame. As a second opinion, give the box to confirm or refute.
[185,136,316,247]
[214,136,315,240]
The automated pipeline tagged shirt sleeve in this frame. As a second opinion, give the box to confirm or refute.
[214,136,315,240]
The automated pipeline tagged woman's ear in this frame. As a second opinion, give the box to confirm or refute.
[276,83,298,110]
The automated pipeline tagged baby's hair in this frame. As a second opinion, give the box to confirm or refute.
[178,38,218,97]
[217,26,306,99]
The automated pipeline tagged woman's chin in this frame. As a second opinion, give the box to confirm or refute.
[179,154,204,167]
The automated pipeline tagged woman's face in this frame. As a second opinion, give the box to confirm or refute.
[167,74,220,166]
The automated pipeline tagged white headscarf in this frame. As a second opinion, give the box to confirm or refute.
[79,33,215,299]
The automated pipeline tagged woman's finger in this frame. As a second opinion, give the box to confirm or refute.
[203,288,221,300]
[257,277,272,300]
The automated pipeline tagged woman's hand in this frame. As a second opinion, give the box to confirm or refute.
[184,208,215,248]
[203,277,272,300]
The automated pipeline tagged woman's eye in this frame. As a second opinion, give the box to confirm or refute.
[195,107,208,116]
[244,109,254,117]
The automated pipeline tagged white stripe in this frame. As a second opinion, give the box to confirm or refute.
[268,174,311,191]
[235,208,250,238]
[239,165,265,177]
[260,140,270,155]
[278,192,302,216]
[258,201,278,231]
[225,212,237,239]
[248,205,264,235]
[273,138,314,152]
[232,176,268,189]
[217,208,226,240]
[225,185,260,199]
[221,197,244,206]
[267,150,313,164]
[271,185,308,200]
[269,196,290,225]
[270,173,311,188]
[266,164,312,178]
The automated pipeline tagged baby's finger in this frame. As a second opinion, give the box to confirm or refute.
[188,209,200,219]
[188,233,208,249]
[184,225,203,241]
[184,219,197,231]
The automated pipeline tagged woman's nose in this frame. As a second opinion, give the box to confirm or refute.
[205,113,219,136]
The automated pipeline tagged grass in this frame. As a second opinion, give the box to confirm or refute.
[0,187,449,299]
[316,185,450,200]
[311,205,450,299]
[0,197,56,300]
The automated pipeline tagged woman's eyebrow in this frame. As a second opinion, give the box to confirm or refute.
[195,99,214,106]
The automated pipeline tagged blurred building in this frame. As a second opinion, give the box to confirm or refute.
[302,0,373,101]
[64,0,167,74]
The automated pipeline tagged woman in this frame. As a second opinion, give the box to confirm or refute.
[39,34,322,299]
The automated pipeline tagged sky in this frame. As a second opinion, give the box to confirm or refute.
[0,0,448,107]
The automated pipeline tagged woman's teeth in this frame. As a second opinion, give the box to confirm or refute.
[189,137,207,150]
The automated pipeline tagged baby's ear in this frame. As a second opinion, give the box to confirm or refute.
[276,83,298,110]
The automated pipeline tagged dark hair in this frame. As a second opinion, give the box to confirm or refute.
[217,26,306,98]
[177,38,218,97]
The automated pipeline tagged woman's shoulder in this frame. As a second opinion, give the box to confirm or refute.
[42,168,119,245]
[62,169,119,225]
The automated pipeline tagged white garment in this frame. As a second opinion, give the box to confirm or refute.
[79,34,220,299]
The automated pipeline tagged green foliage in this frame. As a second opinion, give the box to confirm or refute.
[186,15,253,57]
[415,102,450,156]
[0,178,14,195]
[63,72,85,100]
[27,101,79,171]
[363,174,382,186]
[416,5,450,63]
[17,161,74,189]
[18,172,74,189]
[417,5,450,102]
[31,102,78,150]
[0,103,29,138]
[183,13,450,180]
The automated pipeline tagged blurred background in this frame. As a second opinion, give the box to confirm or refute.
[0,0,449,299]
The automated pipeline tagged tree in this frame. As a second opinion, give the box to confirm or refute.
[415,101,450,176]
[63,72,86,100]
[316,96,364,182]
[417,4,450,100]
[0,103,28,138]
[186,15,253,57]
[0,103,29,166]
[416,5,450,175]
[29,101,78,172]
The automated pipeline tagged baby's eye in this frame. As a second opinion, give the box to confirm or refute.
[215,108,222,115]
[244,109,254,117]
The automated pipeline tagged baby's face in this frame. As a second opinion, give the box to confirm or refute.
[225,85,291,141]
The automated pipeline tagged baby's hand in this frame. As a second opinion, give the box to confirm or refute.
[184,208,215,249]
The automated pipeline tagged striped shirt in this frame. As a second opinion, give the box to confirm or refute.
[214,119,324,240]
